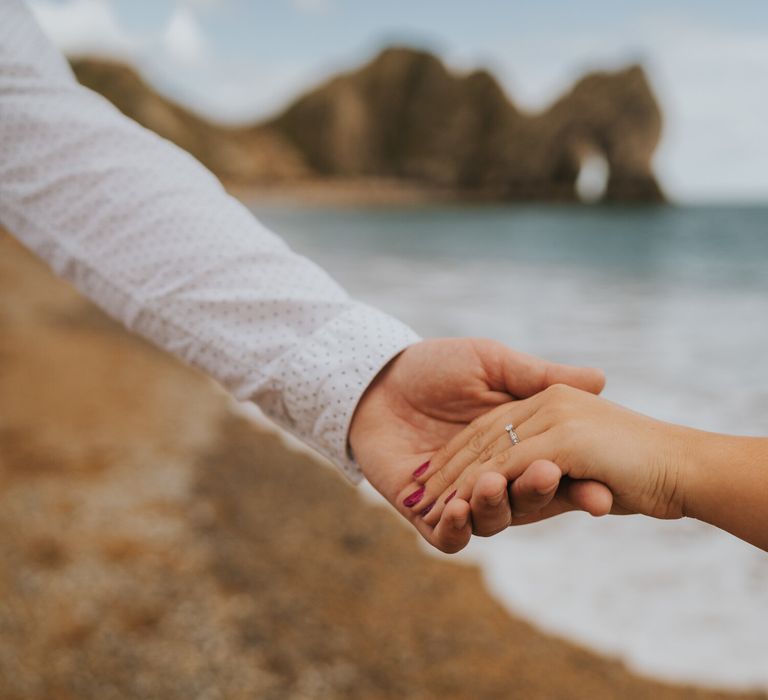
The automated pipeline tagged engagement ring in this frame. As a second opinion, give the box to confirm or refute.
[505,423,520,445]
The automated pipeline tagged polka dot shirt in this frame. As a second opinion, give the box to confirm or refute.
[0,1,420,483]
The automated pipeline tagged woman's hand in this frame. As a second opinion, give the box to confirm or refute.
[349,340,608,553]
[406,384,696,531]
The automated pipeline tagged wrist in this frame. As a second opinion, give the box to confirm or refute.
[678,429,740,521]
[347,348,404,470]
[674,426,706,519]
[645,421,700,519]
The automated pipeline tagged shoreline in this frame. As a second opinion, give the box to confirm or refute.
[225,177,603,209]
[226,177,490,208]
[0,229,763,699]
[226,179,687,211]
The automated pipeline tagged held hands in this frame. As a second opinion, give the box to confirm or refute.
[354,343,768,554]
[412,384,693,534]
[348,338,608,553]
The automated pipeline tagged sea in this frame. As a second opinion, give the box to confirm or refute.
[251,201,768,691]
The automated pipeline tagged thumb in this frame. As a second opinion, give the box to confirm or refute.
[542,362,606,396]
[491,343,605,398]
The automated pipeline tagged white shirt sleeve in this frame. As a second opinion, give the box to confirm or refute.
[0,0,421,483]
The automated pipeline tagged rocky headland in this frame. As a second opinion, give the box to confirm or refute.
[71,47,665,204]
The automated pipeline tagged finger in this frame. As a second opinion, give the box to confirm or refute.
[565,478,613,517]
[508,492,580,525]
[410,402,511,487]
[430,498,473,554]
[421,430,552,528]
[509,459,562,518]
[507,478,614,526]
[411,401,541,517]
[491,344,606,398]
[468,472,512,537]
[542,365,606,396]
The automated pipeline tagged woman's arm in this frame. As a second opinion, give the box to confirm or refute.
[682,432,768,551]
[405,384,768,552]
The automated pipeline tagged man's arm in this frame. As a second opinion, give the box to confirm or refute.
[0,1,608,552]
[0,0,419,482]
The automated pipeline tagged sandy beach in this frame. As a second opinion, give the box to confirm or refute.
[225,178,475,208]
[0,228,763,700]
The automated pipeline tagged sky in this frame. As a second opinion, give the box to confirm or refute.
[26,0,768,203]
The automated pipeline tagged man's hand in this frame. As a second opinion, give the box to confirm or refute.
[348,338,607,553]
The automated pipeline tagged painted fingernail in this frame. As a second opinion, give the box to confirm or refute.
[444,489,457,504]
[412,460,430,478]
[419,502,435,517]
[403,486,425,508]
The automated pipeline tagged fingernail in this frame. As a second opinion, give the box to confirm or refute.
[419,502,435,517]
[444,489,457,504]
[412,460,430,478]
[403,486,425,508]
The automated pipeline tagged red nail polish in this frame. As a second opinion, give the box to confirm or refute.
[419,502,435,517]
[412,460,430,478]
[444,489,457,505]
[403,486,425,508]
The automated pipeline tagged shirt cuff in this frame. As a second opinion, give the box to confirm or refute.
[264,303,421,483]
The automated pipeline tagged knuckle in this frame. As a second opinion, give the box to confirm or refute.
[544,382,565,397]
[432,468,451,492]
[430,445,450,470]
[491,450,510,469]
[550,412,583,442]
[431,442,447,459]
[431,441,463,472]
[545,383,572,402]
[467,429,487,456]
[542,385,576,419]
[479,443,497,463]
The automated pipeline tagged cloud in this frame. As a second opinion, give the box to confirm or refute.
[163,5,207,65]
[29,0,208,68]
[290,0,335,16]
[28,0,140,58]
[642,21,768,201]
[178,0,226,14]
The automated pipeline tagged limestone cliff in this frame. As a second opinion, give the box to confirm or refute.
[71,58,309,184]
[269,48,664,202]
[71,47,665,203]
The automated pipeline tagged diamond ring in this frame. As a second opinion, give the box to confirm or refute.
[504,423,520,445]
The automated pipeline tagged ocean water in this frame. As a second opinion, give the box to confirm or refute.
[251,202,768,691]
